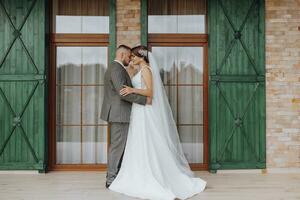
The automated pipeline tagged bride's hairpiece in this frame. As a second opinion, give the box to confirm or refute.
[138,49,148,57]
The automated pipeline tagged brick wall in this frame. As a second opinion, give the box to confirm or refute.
[116,0,141,48]
[266,0,300,168]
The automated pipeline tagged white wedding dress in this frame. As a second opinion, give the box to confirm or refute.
[109,53,206,200]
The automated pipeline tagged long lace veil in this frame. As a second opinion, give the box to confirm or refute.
[148,52,194,177]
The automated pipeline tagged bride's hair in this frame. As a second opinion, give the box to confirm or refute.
[131,45,149,63]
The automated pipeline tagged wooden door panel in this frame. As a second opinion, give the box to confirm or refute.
[209,0,265,171]
[0,0,46,171]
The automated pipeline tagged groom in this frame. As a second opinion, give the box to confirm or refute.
[100,45,150,188]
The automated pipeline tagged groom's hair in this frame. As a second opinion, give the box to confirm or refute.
[117,45,131,52]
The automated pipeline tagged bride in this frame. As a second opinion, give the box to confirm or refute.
[108,45,206,200]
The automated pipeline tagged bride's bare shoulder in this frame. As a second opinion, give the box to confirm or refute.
[141,65,151,73]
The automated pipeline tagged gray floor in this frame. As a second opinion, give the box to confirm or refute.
[0,171,299,200]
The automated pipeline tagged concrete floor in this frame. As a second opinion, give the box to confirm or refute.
[0,171,299,200]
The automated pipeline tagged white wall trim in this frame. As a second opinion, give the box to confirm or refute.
[266,168,300,174]
[0,171,39,175]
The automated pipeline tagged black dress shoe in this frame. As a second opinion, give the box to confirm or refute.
[105,182,110,188]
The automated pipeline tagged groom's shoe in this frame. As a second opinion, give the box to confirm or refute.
[105,182,110,189]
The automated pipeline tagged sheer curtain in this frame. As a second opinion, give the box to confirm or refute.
[56,47,108,164]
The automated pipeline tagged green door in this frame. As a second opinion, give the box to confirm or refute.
[208,0,265,171]
[0,0,46,171]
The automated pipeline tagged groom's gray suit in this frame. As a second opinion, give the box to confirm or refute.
[100,60,147,185]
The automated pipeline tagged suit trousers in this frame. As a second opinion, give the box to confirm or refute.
[106,122,129,185]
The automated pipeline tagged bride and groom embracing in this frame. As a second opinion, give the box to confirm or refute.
[100,44,206,200]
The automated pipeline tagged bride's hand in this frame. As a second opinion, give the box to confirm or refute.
[120,85,134,96]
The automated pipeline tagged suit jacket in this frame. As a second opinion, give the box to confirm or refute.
[100,61,147,123]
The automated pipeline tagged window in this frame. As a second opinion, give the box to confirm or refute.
[53,0,109,33]
[144,0,208,170]
[49,0,114,170]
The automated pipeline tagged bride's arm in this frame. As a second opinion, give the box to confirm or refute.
[120,67,153,98]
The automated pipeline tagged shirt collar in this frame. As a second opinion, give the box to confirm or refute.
[114,59,126,69]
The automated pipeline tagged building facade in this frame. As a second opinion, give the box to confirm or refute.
[0,0,299,172]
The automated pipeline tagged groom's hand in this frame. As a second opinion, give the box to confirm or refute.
[146,97,152,105]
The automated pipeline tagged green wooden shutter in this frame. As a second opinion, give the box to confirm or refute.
[0,0,46,171]
[208,0,265,171]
